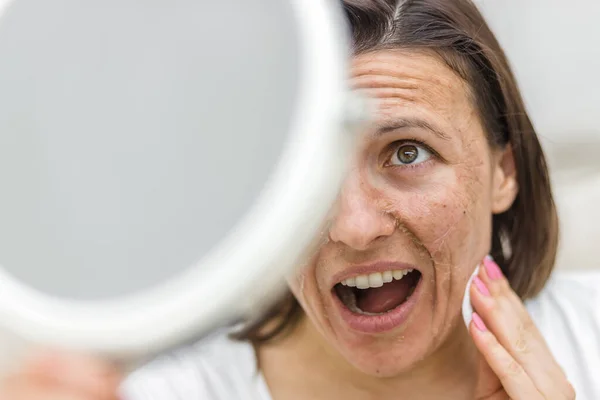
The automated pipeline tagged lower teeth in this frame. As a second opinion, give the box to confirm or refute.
[353,306,384,316]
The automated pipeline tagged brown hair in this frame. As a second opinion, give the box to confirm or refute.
[233,0,559,344]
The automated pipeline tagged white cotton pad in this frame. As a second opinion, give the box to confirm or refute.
[462,263,481,329]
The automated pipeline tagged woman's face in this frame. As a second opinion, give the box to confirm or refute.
[288,50,517,377]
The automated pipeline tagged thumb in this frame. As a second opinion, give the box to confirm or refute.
[23,350,122,400]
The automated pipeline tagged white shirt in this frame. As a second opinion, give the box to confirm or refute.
[121,272,600,400]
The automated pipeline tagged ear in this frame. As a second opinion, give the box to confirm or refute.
[491,145,518,214]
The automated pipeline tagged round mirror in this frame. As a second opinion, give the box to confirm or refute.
[0,0,356,364]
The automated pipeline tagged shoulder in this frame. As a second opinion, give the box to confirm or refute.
[525,271,600,400]
[120,329,268,400]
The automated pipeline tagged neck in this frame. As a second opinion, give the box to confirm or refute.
[258,315,480,400]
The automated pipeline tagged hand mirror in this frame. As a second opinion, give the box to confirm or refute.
[0,0,363,367]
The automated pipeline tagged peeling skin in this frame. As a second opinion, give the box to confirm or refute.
[268,50,513,398]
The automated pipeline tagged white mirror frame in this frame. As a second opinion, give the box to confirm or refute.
[0,0,355,362]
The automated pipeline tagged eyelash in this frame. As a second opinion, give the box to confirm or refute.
[383,138,438,170]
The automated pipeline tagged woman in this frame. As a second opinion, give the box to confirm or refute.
[2,0,598,399]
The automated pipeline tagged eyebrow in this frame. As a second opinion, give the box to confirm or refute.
[374,117,451,141]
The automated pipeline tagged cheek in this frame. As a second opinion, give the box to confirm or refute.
[424,187,487,260]
[287,263,309,308]
[286,229,332,306]
[375,164,492,280]
[378,170,491,337]
[286,253,329,324]
[384,183,485,252]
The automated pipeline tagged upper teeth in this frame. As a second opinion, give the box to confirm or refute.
[340,269,414,289]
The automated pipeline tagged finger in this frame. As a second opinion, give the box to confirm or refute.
[471,257,568,395]
[1,373,96,400]
[21,350,121,400]
[470,313,542,400]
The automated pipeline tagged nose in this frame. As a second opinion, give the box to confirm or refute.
[329,174,396,251]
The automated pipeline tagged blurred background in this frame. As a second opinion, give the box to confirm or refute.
[477,0,600,272]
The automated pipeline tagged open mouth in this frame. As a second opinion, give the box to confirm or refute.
[334,269,423,315]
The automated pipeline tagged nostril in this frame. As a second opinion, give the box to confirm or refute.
[372,234,390,244]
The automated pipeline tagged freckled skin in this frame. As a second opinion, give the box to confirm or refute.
[268,50,510,396]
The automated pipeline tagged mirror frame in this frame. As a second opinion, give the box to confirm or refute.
[0,0,352,361]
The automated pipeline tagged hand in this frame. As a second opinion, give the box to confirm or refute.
[0,350,121,400]
[469,256,576,400]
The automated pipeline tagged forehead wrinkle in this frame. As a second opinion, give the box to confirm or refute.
[351,49,451,79]
[351,74,420,91]
[351,71,454,107]
[351,59,458,104]
[351,51,478,147]
[351,54,459,94]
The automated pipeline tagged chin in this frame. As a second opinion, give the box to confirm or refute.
[335,333,436,377]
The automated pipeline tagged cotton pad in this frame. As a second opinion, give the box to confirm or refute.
[462,263,481,329]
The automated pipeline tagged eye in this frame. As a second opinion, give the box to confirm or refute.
[389,143,432,166]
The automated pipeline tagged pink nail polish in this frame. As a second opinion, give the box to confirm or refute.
[473,276,490,296]
[483,255,503,280]
[472,312,487,332]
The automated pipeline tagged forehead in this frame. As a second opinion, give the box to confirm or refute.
[350,50,480,141]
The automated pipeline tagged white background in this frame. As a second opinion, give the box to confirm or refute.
[477,0,600,271]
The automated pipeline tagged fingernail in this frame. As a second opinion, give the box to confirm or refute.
[484,255,503,280]
[472,312,487,331]
[473,276,490,296]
